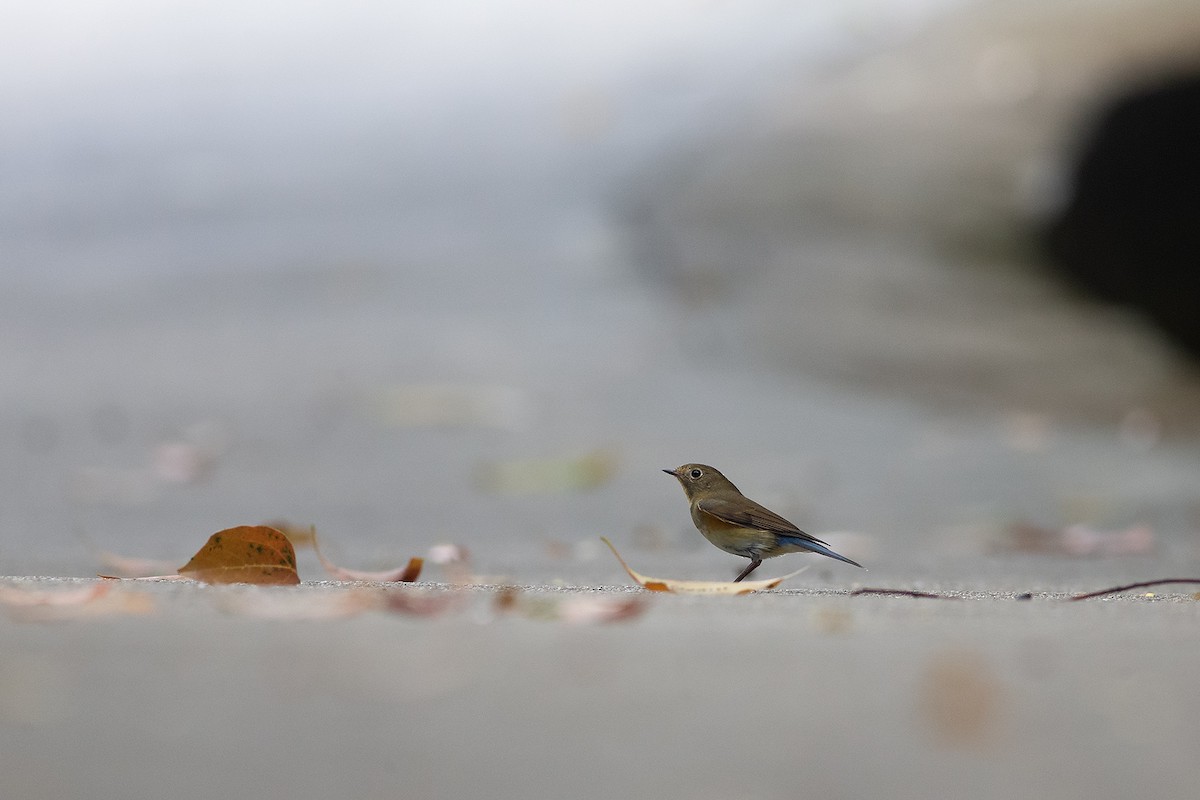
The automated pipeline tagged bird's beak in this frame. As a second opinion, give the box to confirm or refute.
[662,468,675,476]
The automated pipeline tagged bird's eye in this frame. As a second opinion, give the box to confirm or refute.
[689,468,703,479]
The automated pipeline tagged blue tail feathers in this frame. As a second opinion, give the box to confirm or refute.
[779,535,865,569]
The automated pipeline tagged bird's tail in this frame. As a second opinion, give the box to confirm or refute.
[782,536,864,569]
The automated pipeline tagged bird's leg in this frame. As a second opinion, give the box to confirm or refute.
[733,558,762,582]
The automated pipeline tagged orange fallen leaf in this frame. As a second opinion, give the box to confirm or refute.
[600,537,806,594]
[0,582,155,621]
[312,532,423,582]
[177,525,300,585]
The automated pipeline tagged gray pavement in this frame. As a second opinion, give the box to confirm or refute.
[2,577,1199,800]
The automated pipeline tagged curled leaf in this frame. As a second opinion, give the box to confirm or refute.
[600,537,805,594]
[312,532,423,582]
[178,525,300,585]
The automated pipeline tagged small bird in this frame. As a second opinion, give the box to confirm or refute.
[664,463,864,581]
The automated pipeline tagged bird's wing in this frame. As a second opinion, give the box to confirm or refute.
[695,497,828,545]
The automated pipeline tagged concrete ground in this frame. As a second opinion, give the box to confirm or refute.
[2,574,1199,800]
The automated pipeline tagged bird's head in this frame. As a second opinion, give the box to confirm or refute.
[663,463,739,499]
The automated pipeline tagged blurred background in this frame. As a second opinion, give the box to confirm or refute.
[3,0,1199,582]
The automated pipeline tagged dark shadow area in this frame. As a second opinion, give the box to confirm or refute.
[1044,70,1200,357]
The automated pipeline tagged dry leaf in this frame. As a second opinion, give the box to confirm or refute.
[178,525,300,585]
[492,587,648,624]
[0,583,111,607]
[216,589,384,620]
[600,537,806,594]
[381,589,459,616]
[312,532,423,582]
[0,582,155,621]
[1000,521,1154,556]
[556,595,647,624]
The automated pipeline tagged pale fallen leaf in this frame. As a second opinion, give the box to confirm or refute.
[381,588,460,617]
[96,552,181,578]
[216,589,384,620]
[556,595,647,624]
[75,529,180,577]
[1001,522,1154,556]
[312,532,423,582]
[98,574,191,582]
[178,525,300,585]
[427,543,469,565]
[0,583,111,607]
[600,537,806,594]
[151,418,230,485]
[0,583,155,621]
[152,440,215,484]
[492,587,648,624]
[477,450,616,494]
[427,543,474,584]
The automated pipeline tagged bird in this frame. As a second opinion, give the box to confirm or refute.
[664,463,864,581]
